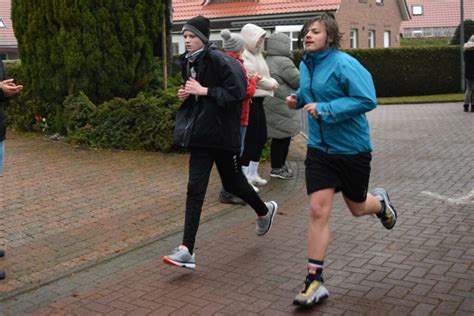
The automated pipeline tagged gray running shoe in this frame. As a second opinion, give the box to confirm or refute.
[293,277,329,306]
[373,188,397,230]
[219,190,246,205]
[283,163,293,174]
[256,201,278,236]
[270,167,293,179]
[162,245,195,269]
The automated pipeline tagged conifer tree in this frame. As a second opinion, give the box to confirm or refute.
[451,20,474,45]
[11,0,164,104]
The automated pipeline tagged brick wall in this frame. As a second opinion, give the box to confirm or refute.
[336,0,404,48]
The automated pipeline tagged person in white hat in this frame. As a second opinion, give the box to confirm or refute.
[240,23,279,187]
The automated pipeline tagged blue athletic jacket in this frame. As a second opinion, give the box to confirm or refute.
[296,48,376,154]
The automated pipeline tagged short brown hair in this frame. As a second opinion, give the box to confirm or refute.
[298,13,342,50]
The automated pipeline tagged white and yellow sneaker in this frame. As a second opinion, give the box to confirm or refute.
[293,277,329,306]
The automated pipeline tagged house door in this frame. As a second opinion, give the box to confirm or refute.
[384,31,390,48]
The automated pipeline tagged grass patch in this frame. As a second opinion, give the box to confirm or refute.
[378,93,464,104]
[400,37,451,47]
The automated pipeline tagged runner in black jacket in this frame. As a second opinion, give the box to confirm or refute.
[163,16,278,270]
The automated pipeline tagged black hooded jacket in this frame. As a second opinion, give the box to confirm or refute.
[465,49,474,80]
[173,43,247,153]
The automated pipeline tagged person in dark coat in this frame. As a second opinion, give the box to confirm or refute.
[0,60,23,280]
[463,35,474,112]
[218,28,259,205]
[163,16,278,270]
[263,32,301,180]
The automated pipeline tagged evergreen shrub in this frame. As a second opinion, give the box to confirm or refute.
[450,20,474,45]
[11,0,164,105]
[293,46,461,97]
[6,59,181,152]
[65,90,180,152]
[3,61,39,131]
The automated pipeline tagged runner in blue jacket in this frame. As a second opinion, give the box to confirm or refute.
[297,47,376,154]
[286,13,398,307]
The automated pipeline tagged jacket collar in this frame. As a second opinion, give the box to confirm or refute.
[304,48,335,62]
[225,51,242,61]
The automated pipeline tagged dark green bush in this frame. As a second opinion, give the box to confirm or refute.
[6,59,181,152]
[66,90,180,152]
[63,91,97,133]
[4,61,41,131]
[348,47,460,97]
[293,46,461,97]
[450,20,474,45]
[11,0,165,105]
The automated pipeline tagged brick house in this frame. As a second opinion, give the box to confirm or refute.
[401,0,474,38]
[171,0,410,54]
[0,0,18,60]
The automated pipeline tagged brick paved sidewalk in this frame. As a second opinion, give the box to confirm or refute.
[0,130,277,298]
[1,103,474,315]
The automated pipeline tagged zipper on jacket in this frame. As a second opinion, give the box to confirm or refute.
[303,57,329,153]
[182,121,191,147]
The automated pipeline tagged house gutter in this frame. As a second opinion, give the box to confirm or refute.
[172,10,337,31]
[398,0,411,21]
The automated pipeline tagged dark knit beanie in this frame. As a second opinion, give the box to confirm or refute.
[182,15,210,43]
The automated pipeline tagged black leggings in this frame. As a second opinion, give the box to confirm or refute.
[270,137,291,169]
[183,147,267,253]
[241,97,267,165]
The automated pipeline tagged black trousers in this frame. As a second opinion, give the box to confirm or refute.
[465,78,474,105]
[270,137,291,169]
[241,97,267,165]
[183,147,267,253]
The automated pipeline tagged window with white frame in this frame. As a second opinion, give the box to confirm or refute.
[172,43,179,55]
[275,25,303,50]
[0,18,6,28]
[412,5,423,16]
[350,29,358,48]
[368,30,375,48]
[384,31,390,48]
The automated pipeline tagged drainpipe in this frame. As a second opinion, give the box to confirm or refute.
[460,0,465,91]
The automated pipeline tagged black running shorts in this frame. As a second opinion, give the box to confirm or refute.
[305,147,372,202]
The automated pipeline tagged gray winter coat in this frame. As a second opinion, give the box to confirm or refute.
[263,33,300,139]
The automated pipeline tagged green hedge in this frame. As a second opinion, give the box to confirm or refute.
[64,90,180,152]
[4,60,181,152]
[293,46,461,97]
[173,46,461,97]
